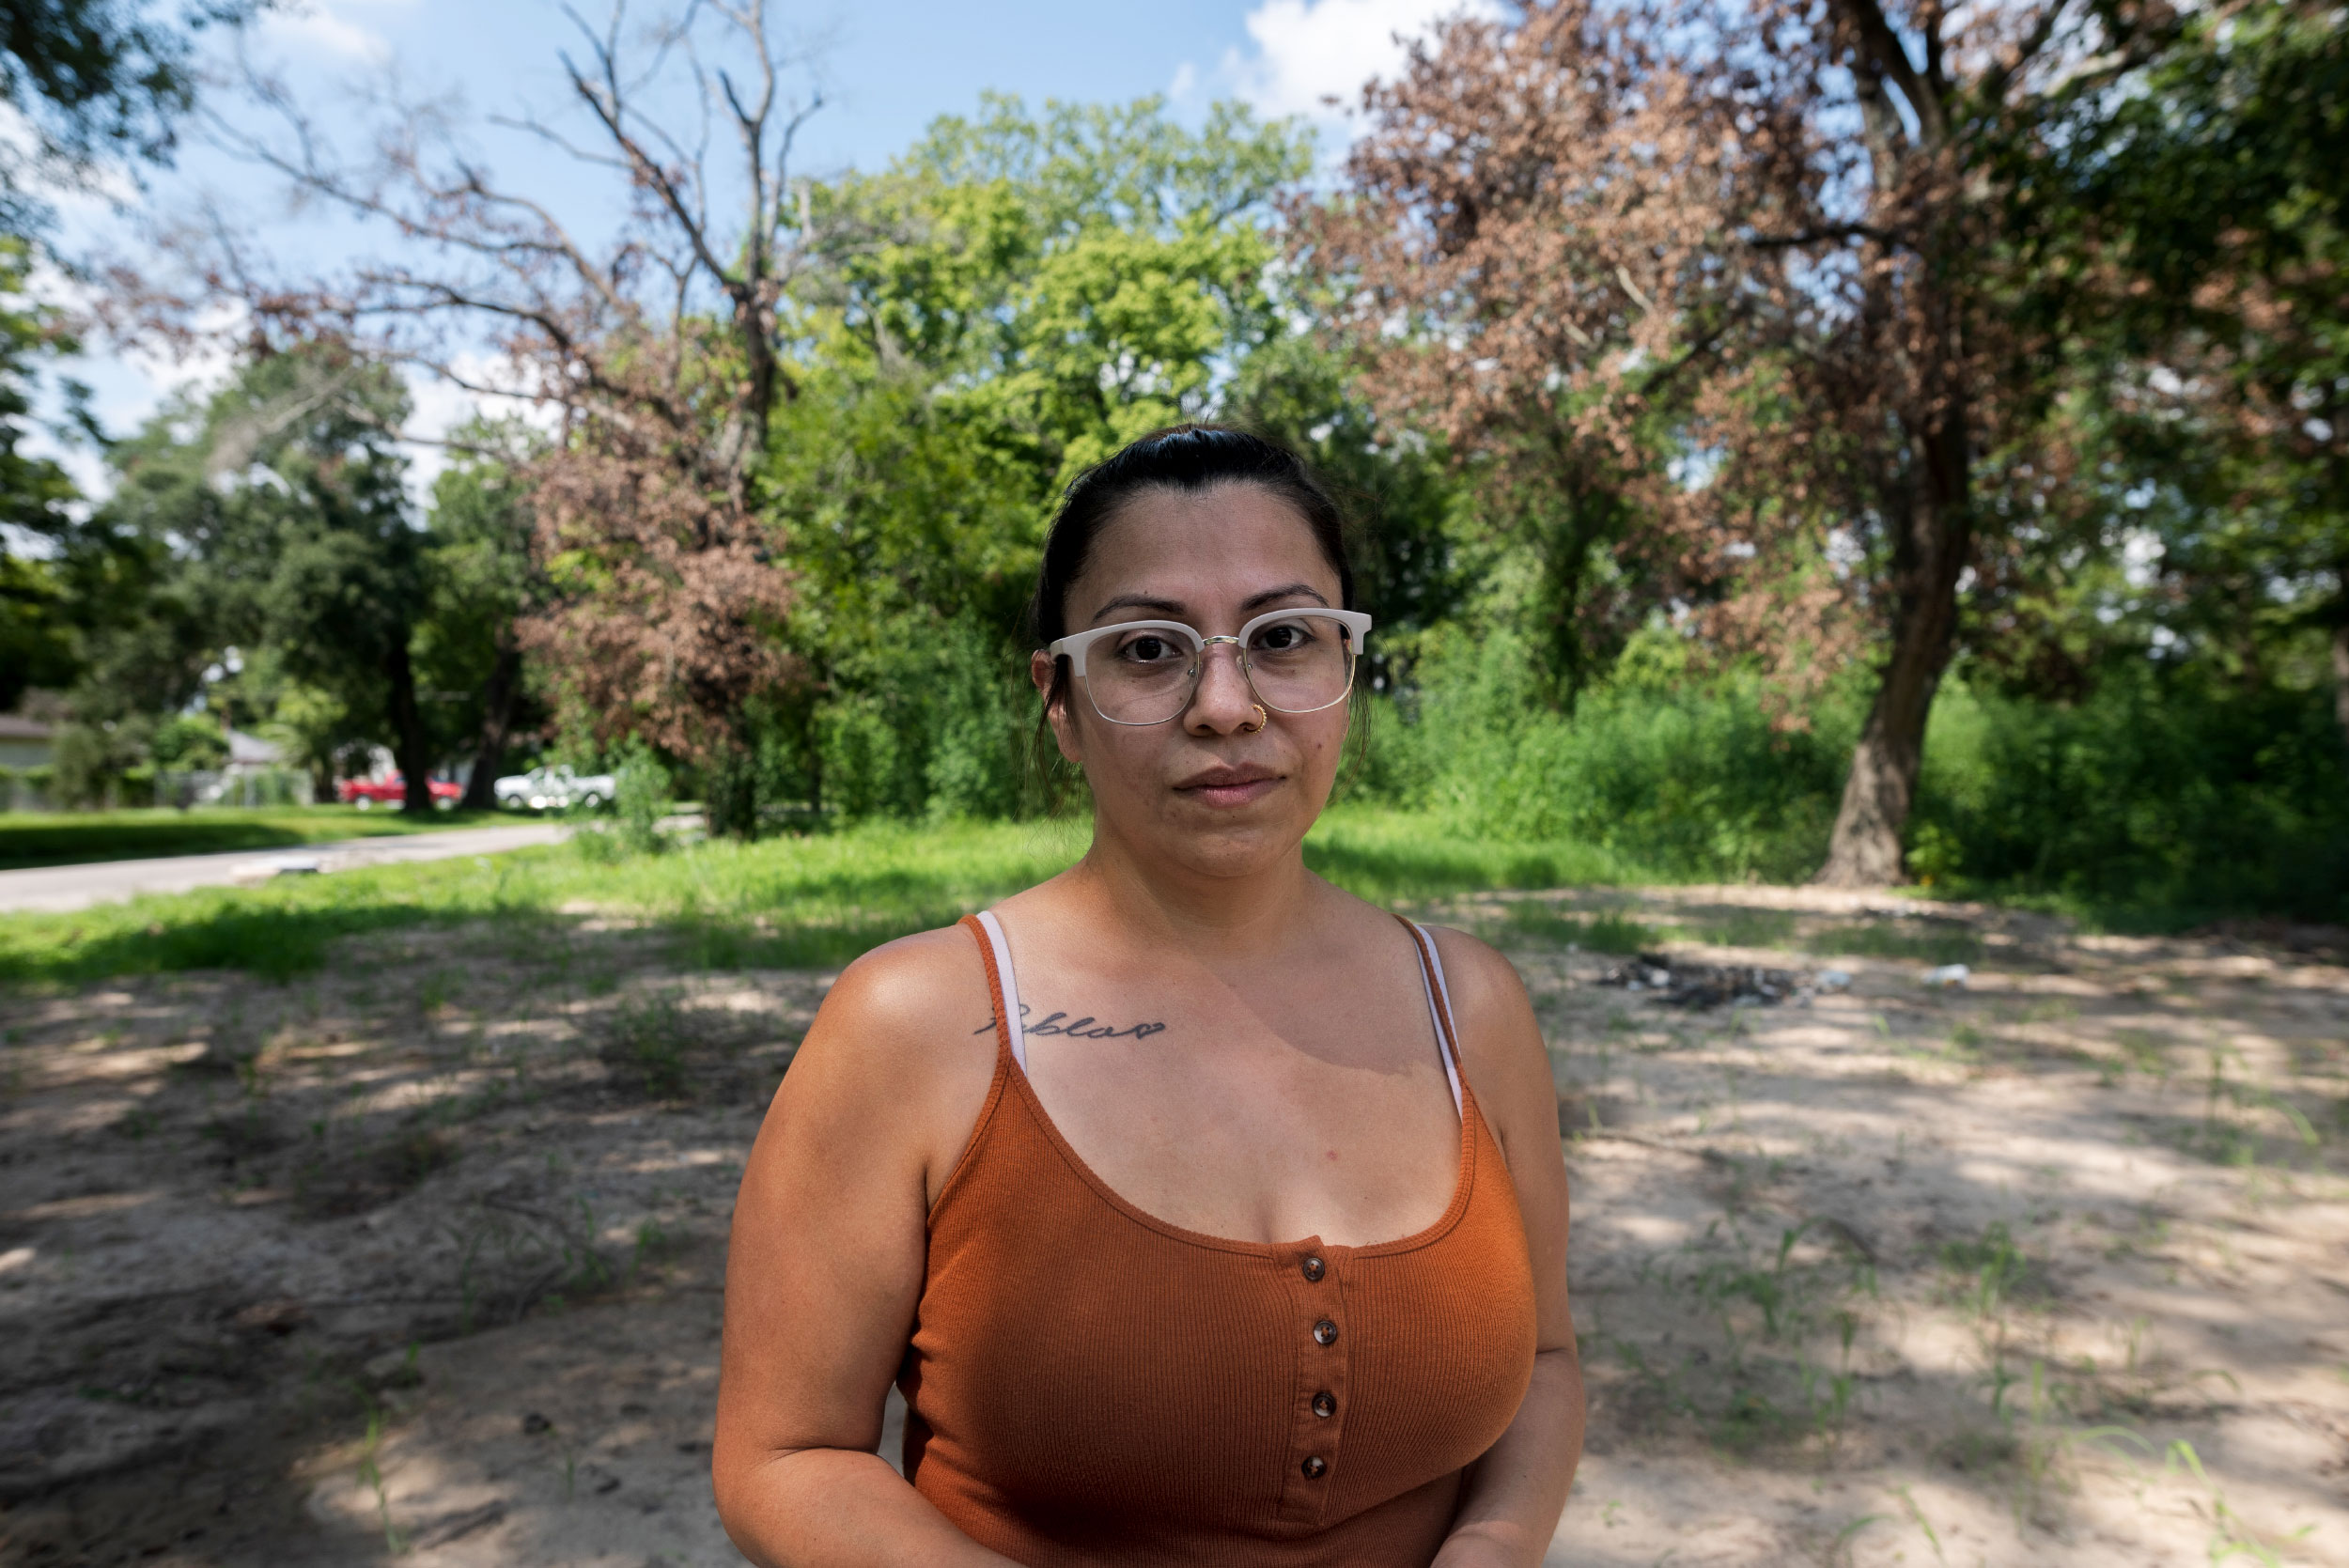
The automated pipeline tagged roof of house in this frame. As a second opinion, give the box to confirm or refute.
[227,729,284,766]
[0,715,54,742]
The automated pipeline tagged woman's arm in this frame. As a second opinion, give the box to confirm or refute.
[711,929,1019,1568]
[1428,929,1587,1568]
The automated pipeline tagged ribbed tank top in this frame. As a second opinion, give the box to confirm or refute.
[898,912,1539,1567]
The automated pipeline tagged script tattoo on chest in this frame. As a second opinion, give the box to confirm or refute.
[972,1003,1169,1042]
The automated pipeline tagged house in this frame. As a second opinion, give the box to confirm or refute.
[226,729,285,773]
[0,715,53,770]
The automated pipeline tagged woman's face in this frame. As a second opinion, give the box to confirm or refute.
[1034,481,1351,881]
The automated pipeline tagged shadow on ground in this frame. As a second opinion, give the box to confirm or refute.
[1,893,2344,1565]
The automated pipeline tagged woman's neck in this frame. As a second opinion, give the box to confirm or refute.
[1069,811,1324,962]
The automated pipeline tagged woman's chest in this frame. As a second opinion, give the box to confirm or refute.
[910,1101,1538,1534]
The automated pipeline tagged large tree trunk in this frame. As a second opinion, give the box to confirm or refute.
[1817,407,1974,886]
[459,634,524,811]
[383,638,436,813]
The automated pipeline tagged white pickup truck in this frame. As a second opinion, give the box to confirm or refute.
[492,766,616,812]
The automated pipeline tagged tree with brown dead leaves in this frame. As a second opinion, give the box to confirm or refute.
[1307,0,2186,884]
[157,1,831,779]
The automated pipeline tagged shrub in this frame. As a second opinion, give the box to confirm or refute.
[613,742,672,856]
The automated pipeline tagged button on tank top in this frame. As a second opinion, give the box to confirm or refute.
[898,912,1539,1567]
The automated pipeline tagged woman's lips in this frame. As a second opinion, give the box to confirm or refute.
[1176,771,1280,808]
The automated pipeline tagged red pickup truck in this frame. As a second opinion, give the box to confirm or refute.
[338,776,461,810]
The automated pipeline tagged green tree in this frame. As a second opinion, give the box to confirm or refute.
[2017,0,2349,758]
[759,95,1317,818]
[2,0,262,233]
[417,418,545,808]
[0,237,80,710]
[78,343,441,809]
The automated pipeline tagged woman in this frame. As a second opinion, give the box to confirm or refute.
[713,426,1583,1567]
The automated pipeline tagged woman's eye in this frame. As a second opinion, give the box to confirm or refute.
[1254,622,1311,651]
[1122,636,1174,662]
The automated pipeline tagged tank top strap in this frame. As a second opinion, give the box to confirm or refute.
[1397,917,1466,1117]
[960,910,1028,1075]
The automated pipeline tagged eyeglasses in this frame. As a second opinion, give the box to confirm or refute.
[1049,609,1374,727]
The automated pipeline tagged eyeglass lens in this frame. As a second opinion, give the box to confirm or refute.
[1083,614,1357,725]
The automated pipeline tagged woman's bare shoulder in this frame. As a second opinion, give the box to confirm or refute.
[798,923,998,1078]
[1417,923,1557,1127]
[766,923,1001,1181]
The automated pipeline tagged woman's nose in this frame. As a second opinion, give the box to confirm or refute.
[1184,644,1259,736]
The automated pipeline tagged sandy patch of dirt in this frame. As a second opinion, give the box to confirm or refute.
[1,894,2344,1566]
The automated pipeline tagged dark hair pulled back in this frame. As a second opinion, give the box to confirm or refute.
[1026,424,1358,803]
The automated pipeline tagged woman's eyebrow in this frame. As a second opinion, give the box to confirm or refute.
[1089,593,1188,625]
[1240,582,1331,611]
[1086,582,1331,626]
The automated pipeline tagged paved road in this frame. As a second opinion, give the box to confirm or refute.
[0,823,570,913]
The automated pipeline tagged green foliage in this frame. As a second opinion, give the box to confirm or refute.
[414,417,544,778]
[612,741,670,856]
[0,807,1652,985]
[1913,668,2349,921]
[1347,627,2345,920]
[2009,3,2349,695]
[148,710,225,768]
[1365,625,1860,881]
[0,236,79,706]
[760,95,1320,820]
[0,0,258,231]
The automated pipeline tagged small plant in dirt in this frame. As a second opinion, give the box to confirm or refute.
[599,990,753,1102]
[296,1126,457,1219]
[602,993,692,1099]
[1937,1220,2055,1325]
[1612,1217,1878,1456]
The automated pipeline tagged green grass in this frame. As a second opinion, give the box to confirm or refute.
[1804,919,1984,967]
[0,806,514,871]
[1501,903,1661,955]
[0,807,1640,986]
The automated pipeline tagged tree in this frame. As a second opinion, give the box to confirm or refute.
[2019,1,2349,760]
[758,96,1315,815]
[2,0,261,234]
[0,238,80,708]
[86,342,441,809]
[182,1,821,782]
[418,418,545,808]
[1309,0,2188,882]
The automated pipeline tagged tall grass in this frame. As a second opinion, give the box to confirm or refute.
[1357,627,2349,924]
[1360,627,1860,882]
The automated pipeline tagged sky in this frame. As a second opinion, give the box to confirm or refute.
[29,0,1492,502]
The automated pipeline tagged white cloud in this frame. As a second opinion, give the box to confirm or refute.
[399,350,562,502]
[260,1,403,63]
[1222,0,1501,128]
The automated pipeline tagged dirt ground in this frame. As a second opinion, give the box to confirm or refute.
[2,890,2345,1567]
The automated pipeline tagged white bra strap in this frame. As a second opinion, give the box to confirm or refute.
[973,909,1028,1075]
[1408,921,1466,1118]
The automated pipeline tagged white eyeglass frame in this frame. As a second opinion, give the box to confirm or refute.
[1048,608,1375,725]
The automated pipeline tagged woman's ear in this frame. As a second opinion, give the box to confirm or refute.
[1034,651,1083,766]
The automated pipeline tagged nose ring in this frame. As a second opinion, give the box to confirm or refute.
[1241,704,1268,734]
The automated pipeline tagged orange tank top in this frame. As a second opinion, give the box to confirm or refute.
[898,912,1538,1567]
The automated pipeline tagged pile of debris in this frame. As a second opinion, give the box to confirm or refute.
[1596,951,1807,1009]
